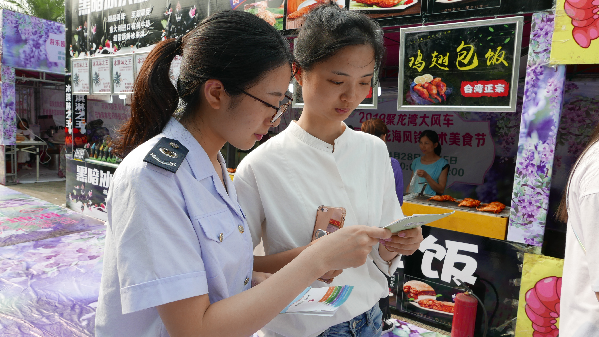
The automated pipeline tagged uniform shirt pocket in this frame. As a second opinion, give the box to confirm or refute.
[196,209,236,243]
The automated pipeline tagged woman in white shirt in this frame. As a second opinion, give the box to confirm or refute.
[95,10,392,337]
[235,5,423,337]
[557,124,599,337]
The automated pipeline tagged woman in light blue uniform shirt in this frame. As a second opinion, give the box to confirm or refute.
[95,11,392,337]
[407,130,449,196]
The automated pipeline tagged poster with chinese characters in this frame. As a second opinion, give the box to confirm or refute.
[65,0,208,70]
[429,0,500,16]
[394,226,525,336]
[91,57,112,94]
[135,52,150,77]
[112,55,135,94]
[66,159,116,222]
[71,59,90,94]
[0,10,66,74]
[398,17,523,112]
[550,0,599,64]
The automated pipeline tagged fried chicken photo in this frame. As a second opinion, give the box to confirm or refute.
[288,0,333,20]
[354,0,404,7]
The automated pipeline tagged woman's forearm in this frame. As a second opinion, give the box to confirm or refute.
[425,175,445,194]
[253,246,307,273]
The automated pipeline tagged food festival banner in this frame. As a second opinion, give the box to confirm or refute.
[87,99,131,135]
[394,226,525,336]
[65,0,208,68]
[514,253,563,337]
[111,55,135,94]
[551,0,599,64]
[398,17,523,112]
[0,10,66,74]
[66,159,116,222]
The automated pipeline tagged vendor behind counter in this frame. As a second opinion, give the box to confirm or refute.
[407,130,449,195]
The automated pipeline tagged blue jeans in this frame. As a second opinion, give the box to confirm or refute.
[317,304,383,337]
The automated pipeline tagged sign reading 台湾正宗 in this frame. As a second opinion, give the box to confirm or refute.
[91,57,112,94]
[398,17,523,112]
[112,55,135,94]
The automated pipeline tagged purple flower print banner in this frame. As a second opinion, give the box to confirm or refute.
[1,10,66,73]
[0,228,105,335]
[1,66,16,145]
[507,13,566,246]
[0,184,105,246]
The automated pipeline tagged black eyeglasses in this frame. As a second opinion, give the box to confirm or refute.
[238,89,293,123]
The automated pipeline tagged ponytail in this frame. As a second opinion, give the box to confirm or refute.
[434,143,442,156]
[115,38,181,157]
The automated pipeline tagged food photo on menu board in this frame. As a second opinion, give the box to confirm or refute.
[349,0,421,18]
[286,0,344,30]
[430,0,501,15]
[398,17,523,112]
[243,0,285,30]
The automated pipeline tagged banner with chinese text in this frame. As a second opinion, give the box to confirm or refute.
[398,17,523,112]
[550,0,599,64]
[1,10,65,74]
[393,226,526,336]
[66,158,116,222]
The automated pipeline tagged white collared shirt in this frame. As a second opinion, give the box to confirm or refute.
[95,118,253,336]
[234,121,404,337]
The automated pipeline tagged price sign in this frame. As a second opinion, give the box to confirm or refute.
[398,17,523,112]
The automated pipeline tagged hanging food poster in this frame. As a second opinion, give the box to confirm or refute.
[398,17,523,112]
[71,59,91,94]
[112,55,135,94]
[206,0,284,30]
[91,57,112,94]
[551,0,599,64]
[135,52,150,77]
[286,0,345,30]
[349,0,422,19]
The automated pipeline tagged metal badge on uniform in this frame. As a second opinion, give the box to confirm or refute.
[143,137,189,173]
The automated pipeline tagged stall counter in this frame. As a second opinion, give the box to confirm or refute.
[402,197,509,240]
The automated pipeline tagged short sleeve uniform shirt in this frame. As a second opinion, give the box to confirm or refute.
[95,118,253,337]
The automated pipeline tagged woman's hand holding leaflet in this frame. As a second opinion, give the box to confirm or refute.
[380,227,423,256]
[307,225,392,272]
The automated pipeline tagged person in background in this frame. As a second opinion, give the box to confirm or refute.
[95,11,391,337]
[16,118,34,170]
[557,122,599,337]
[361,118,403,206]
[406,130,448,195]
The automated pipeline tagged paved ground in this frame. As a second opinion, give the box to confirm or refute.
[6,181,66,207]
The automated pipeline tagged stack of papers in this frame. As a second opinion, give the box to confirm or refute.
[281,285,354,316]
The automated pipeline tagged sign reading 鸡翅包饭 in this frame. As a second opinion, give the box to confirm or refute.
[398,17,523,112]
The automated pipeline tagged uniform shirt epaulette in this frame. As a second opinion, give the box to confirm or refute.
[143,137,188,173]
